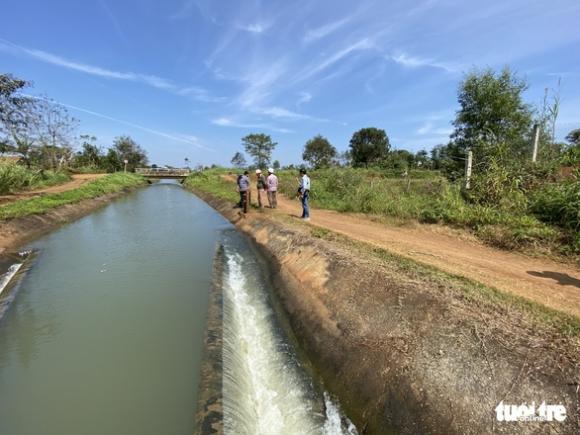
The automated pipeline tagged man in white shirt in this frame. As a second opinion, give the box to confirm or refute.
[266,168,278,209]
[298,168,311,220]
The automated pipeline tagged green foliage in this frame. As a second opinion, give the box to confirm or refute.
[302,135,337,169]
[107,136,148,172]
[230,151,246,168]
[183,169,239,203]
[452,67,533,155]
[242,133,277,167]
[0,162,70,195]
[349,127,390,167]
[565,128,580,146]
[530,177,580,232]
[0,173,143,219]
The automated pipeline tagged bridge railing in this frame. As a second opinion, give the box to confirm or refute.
[135,168,191,176]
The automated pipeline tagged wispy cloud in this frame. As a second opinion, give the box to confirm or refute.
[212,117,291,133]
[304,17,351,43]
[294,38,375,83]
[389,51,461,73]
[27,95,212,150]
[297,91,312,107]
[0,38,223,103]
[416,121,453,136]
[239,22,271,34]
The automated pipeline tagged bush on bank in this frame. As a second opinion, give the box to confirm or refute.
[0,173,144,220]
[0,162,70,195]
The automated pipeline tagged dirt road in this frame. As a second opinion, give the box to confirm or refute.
[0,173,107,205]
[241,182,580,318]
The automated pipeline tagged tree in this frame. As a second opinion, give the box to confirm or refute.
[415,149,429,168]
[0,74,39,164]
[273,160,281,170]
[242,133,277,167]
[452,67,533,160]
[566,129,580,146]
[230,151,247,168]
[349,127,390,167]
[35,98,78,169]
[110,136,148,171]
[302,135,337,169]
[75,135,103,168]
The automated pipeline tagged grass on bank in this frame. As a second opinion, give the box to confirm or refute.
[0,173,145,220]
[185,167,578,258]
[0,162,71,195]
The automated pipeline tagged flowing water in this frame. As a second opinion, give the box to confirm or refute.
[0,181,356,435]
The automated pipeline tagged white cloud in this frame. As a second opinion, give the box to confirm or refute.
[239,23,270,34]
[297,91,312,107]
[304,17,351,43]
[294,38,375,83]
[26,95,212,150]
[416,121,453,136]
[212,117,291,133]
[0,38,224,102]
[389,51,460,73]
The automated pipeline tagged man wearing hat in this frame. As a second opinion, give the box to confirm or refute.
[255,169,266,208]
[266,168,278,209]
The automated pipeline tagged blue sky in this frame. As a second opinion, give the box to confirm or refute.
[1,0,579,167]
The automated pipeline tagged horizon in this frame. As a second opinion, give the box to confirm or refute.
[1,0,579,167]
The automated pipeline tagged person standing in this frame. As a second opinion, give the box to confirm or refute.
[298,168,311,220]
[266,168,278,209]
[255,169,266,208]
[238,170,250,213]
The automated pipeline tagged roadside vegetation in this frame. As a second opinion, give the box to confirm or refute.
[0,173,144,220]
[0,162,70,195]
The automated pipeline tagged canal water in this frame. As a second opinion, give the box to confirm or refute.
[0,181,356,435]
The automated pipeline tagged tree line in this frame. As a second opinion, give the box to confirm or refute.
[0,73,148,172]
[231,67,579,204]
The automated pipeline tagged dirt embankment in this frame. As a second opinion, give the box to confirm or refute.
[192,189,579,435]
[0,187,138,254]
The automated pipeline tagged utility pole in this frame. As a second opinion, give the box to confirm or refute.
[465,150,473,189]
[532,123,540,163]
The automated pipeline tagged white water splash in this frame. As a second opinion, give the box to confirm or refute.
[0,263,23,297]
[221,248,357,435]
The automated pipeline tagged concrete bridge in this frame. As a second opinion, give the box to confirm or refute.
[135,168,191,179]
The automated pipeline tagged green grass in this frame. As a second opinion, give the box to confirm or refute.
[184,169,240,203]
[0,163,71,195]
[275,167,572,256]
[0,173,145,220]
[184,167,576,257]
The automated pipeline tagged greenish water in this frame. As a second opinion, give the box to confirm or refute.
[0,181,230,435]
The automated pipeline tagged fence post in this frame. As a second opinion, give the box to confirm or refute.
[532,123,540,163]
[465,150,473,189]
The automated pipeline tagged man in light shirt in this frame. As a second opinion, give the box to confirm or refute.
[266,168,278,209]
[298,168,311,221]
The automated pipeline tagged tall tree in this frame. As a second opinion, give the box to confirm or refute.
[452,67,533,160]
[349,127,390,167]
[111,136,148,171]
[75,135,103,168]
[242,133,277,167]
[35,98,78,169]
[566,129,580,146]
[230,151,247,168]
[302,135,337,169]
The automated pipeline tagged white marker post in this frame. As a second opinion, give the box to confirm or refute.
[123,159,128,173]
